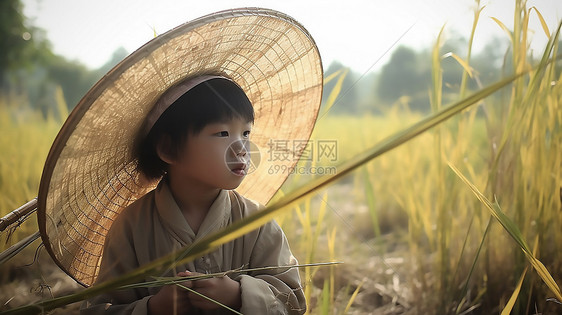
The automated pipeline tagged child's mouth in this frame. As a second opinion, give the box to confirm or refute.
[229,162,247,176]
[232,168,246,176]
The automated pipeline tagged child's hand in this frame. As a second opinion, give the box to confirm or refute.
[148,274,192,315]
[178,270,242,311]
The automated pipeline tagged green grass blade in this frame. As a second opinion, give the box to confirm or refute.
[120,262,342,290]
[431,25,445,112]
[491,17,514,44]
[443,52,474,78]
[529,7,550,37]
[363,168,380,237]
[500,236,540,315]
[54,86,69,123]
[500,267,528,315]
[343,279,364,314]
[455,216,492,314]
[175,283,243,315]
[321,68,348,117]
[320,278,330,315]
[448,163,562,302]
[323,69,343,85]
[460,1,484,98]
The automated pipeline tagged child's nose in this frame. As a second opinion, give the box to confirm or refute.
[230,140,248,157]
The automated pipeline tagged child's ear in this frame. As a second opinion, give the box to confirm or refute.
[156,135,175,164]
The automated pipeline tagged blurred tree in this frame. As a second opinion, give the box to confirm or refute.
[0,0,31,74]
[376,45,436,112]
[95,46,129,76]
[45,55,98,109]
[54,47,130,110]
[322,61,359,114]
[377,46,422,104]
[472,36,511,85]
[0,0,53,97]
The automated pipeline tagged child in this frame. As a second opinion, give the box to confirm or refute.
[81,77,306,314]
[36,8,322,315]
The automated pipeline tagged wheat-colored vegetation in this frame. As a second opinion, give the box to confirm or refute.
[1,1,562,314]
[0,90,65,248]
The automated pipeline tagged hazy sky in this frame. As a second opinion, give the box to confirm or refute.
[23,0,562,73]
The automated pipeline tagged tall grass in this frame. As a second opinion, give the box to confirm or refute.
[281,1,561,313]
[351,1,562,313]
[0,90,64,250]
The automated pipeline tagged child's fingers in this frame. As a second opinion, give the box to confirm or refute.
[177,270,211,290]
[190,276,220,289]
[178,270,205,277]
[176,271,199,289]
[188,291,218,310]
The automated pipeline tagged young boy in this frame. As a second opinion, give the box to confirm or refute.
[37,8,322,315]
[81,77,307,314]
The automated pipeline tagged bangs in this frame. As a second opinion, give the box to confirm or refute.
[177,78,254,133]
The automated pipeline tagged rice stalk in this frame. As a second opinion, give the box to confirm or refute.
[431,24,450,309]
[362,168,380,238]
[448,162,562,302]
[499,267,528,315]
[320,68,348,117]
[483,12,561,311]
[342,279,364,315]
[120,262,342,290]
[174,283,242,315]
[0,101,60,249]
[454,216,492,315]
[327,227,337,308]
[53,85,68,123]
[311,192,328,264]
[459,0,483,99]
[323,69,344,85]
[320,279,330,315]
[293,199,314,311]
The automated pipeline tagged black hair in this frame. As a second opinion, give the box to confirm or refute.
[136,78,254,180]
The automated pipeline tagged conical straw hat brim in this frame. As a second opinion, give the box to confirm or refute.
[37,8,323,287]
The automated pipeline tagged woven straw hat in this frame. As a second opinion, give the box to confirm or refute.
[37,8,323,287]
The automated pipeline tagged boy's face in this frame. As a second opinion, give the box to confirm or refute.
[167,116,252,191]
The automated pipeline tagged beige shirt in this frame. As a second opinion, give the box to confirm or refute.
[81,181,306,315]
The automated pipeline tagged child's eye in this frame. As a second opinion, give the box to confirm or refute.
[243,131,250,138]
[216,131,229,137]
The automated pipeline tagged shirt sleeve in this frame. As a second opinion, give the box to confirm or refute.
[237,219,306,315]
[80,208,153,315]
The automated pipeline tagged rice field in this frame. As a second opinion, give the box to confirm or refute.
[1,1,562,314]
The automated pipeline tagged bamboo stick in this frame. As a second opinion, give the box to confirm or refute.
[0,231,41,265]
[0,198,38,232]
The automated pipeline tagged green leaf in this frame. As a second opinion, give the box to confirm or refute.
[174,283,242,315]
[323,69,343,85]
[442,52,474,78]
[343,279,364,314]
[500,267,528,315]
[448,163,562,302]
[363,168,380,237]
[491,17,513,44]
[529,7,550,38]
[320,68,348,117]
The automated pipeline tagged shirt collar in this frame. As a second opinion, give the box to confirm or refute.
[154,180,231,245]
